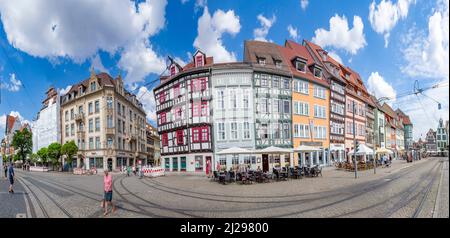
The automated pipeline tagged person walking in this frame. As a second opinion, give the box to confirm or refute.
[126,165,131,177]
[102,170,116,216]
[4,164,7,179]
[8,163,15,193]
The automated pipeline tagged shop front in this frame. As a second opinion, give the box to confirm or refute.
[330,144,345,163]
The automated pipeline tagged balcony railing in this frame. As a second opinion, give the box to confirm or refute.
[76,130,85,138]
[75,113,85,122]
[106,127,115,135]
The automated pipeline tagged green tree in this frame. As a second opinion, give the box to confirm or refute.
[37,147,49,166]
[13,154,20,162]
[61,140,78,171]
[11,128,32,164]
[48,142,62,171]
[30,153,39,165]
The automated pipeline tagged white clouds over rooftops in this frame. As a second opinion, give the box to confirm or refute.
[400,0,449,81]
[0,0,168,85]
[0,73,22,92]
[369,0,415,47]
[312,14,367,55]
[287,25,299,41]
[194,7,241,63]
[367,72,397,102]
[254,14,276,42]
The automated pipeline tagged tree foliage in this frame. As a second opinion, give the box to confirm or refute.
[11,128,32,163]
[47,142,62,166]
[37,147,49,164]
[61,140,78,168]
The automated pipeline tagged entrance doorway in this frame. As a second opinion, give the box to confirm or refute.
[205,156,212,175]
[107,158,113,171]
[262,154,269,172]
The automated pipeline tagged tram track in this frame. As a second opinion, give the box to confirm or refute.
[332,161,440,218]
[23,172,157,217]
[21,176,72,218]
[16,176,49,218]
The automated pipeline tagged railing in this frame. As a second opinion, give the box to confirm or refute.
[76,130,85,138]
[106,127,115,135]
[75,113,85,121]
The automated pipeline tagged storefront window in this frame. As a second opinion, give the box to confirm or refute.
[195,156,203,171]
[172,157,178,171]
[165,159,170,171]
[180,157,186,171]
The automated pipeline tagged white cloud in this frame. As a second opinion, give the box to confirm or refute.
[367,72,397,102]
[0,0,168,85]
[328,51,343,64]
[0,73,22,92]
[400,0,449,80]
[193,7,241,63]
[253,14,276,42]
[312,14,367,55]
[90,54,109,74]
[118,39,166,85]
[58,85,72,96]
[397,79,449,140]
[301,0,309,10]
[287,25,299,40]
[136,86,157,122]
[369,0,415,47]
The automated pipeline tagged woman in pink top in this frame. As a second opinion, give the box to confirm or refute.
[102,170,116,216]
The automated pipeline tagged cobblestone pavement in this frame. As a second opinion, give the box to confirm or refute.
[9,157,447,218]
[0,177,28,218]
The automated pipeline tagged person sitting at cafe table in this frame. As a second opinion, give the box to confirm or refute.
[256,166,262,172]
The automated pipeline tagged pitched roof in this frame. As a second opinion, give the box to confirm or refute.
[6,115,17,133]
[279,40,329,87]
[382,103,396,118]
[64,72,116,97]
[182,56,214,71]
[303,40,346,84]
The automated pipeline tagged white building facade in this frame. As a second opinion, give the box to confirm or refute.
[32,88,61,153]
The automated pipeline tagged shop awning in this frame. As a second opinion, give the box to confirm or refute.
[216,147,255,155]
[294,145,322,152]
[330,144,345,151]
[375,147,394,154]
[255,146,293,154]
[348,144,374,155]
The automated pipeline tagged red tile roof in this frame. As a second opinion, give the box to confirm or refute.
[6,115,17,133]
[278,41,329,87]
[182,56,214,71]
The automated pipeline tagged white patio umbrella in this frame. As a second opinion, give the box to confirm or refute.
[376,147,394,154]
[254,146,293,170]
[293,145,321,152]
[216,147,254,172]
[216,147,254,155]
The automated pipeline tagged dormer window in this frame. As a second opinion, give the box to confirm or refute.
[195,55,204,67]
[345,74,350,80]
[257,57,266,65]
[275,60,282,68]
[90,81,96,91]
[296,60,306,72]
[314,67,322,78]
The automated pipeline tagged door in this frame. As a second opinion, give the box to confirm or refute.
[107,158,113,171]
[205,156,212,175]
[262,154,269,172]
[180,157,186,171]
[172,157,178,171]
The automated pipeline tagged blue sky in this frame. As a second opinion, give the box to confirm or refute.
[0,0,448,140]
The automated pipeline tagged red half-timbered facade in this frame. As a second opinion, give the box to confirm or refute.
[154,50,214,172]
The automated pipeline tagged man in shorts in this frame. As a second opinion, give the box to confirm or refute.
[102,170,116,216]
[8,163,15,193]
